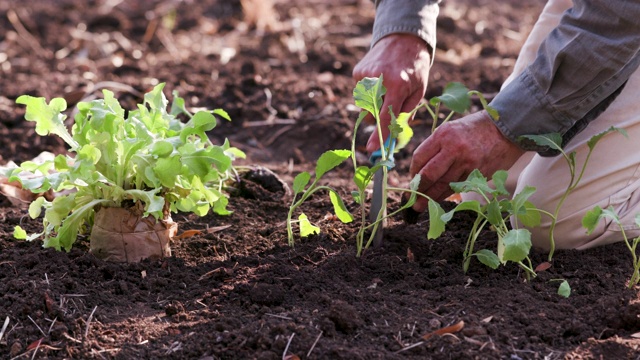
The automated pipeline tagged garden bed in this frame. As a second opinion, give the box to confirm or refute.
[1,0,639,358]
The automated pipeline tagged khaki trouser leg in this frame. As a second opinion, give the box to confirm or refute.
[463,0,640,250]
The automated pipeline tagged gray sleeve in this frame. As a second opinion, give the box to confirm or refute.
[489,1,640,156]
[372,0,440,54]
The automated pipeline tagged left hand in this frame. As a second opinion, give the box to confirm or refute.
[409,111,526,211]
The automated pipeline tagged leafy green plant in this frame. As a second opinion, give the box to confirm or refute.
[11,83,244,251]
[582,206,640,288]
[427,169,541,277]
[522,126,627,260]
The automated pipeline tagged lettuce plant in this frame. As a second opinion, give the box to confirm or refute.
[11,84,244,251]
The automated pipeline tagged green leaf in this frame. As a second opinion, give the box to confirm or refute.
[151,141,175,157]
[442,200,482,223]
[430,82,471,113]
[353,76,386,116]
[16,95,78,149]
[450,169,492,195]
[587,126,627,151]
[427,200,447,239]
[329,190,353,223]
[28,197,46,219]
[516,201,542,228]
[354,166,373,192]
[581,206,603,234]
[315,149,351,179]
[299,213,320,237]
[170,90,189,116]
[144,83,168,111]
[212,108,231,121]
[192,110,217,131]
[213,196,232,215]
[500,229,532,263]
[521,133,563,152]
[557,280,571,298]
[293,172,311,194]
[154,156,182,188]
[486,200,503,227]
[491,170,509,196]
[474,249,500,269]
[13,226,28,240]
[351,190,363,205]
[392,111,414,151]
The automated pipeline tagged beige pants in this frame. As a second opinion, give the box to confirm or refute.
[469,0,640,250]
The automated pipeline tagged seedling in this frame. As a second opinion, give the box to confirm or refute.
[287,149,354,246]
[11,84,243,260]
[427,169,541,277]
[582,206,640,288]
[522,126,627,260]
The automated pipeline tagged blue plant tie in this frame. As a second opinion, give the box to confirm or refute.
[369,137,397,167]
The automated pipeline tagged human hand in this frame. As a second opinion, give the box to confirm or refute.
[409,111,526,210]
[352,34,431,152]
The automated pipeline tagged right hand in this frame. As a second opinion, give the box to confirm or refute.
[352,33,432,153]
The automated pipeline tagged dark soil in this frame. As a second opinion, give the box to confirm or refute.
[1,0,640,359]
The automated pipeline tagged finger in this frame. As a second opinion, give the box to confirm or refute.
[409,136,442,178]
[400,89,426,118]
[412,150,456,212]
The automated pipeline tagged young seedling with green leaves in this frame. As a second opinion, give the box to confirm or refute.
[427,169,541,277]
[582,206,640,288]
[11,83,243,259]
[521,126,627,260]
[287,149,354,246]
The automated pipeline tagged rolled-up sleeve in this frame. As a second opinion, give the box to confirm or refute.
[372,0,440,56]
[489,1,640,156]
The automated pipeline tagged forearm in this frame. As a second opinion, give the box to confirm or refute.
[372,0,440,60]
[490,1,640,156]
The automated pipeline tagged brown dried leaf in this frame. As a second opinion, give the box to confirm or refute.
[535,262,552,272]
[174,229,203,240]
[206,225,232,234]
[422,320,464,340]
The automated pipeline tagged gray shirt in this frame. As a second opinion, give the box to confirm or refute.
[372,0,640,155]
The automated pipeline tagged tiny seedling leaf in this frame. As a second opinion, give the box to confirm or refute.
[329,190,354,223]
[293,172,311,195]
[13,226,27,240]
[298,213,320,237]
[430,82,471,113]
[428,200,447,239]
[500,229,532,263]
[474,249,500,269]
[315,149,351,179]
[557,280,571,298]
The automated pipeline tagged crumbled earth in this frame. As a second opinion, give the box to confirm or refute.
[1,0,640,359]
